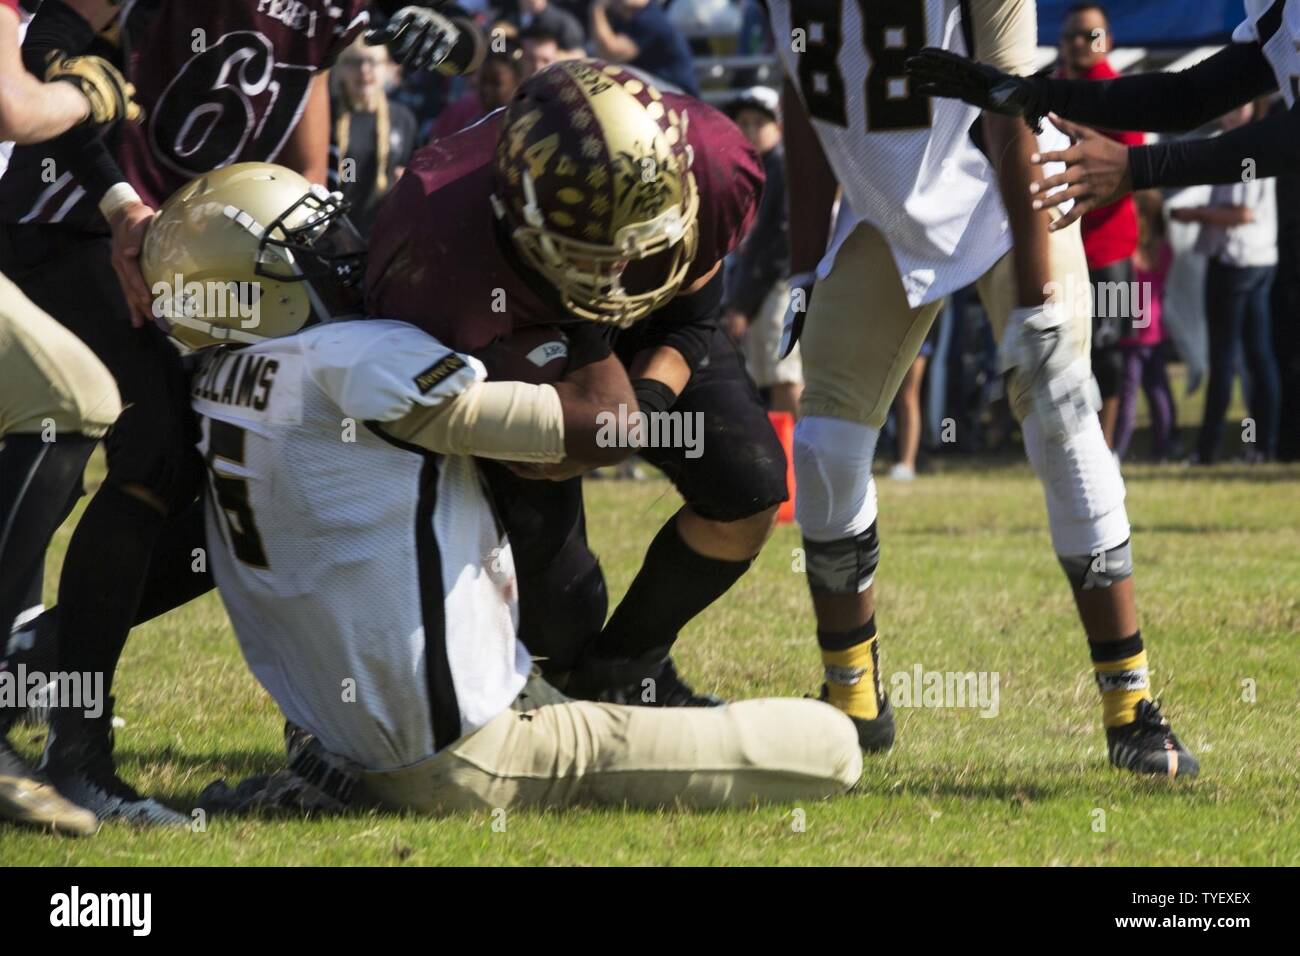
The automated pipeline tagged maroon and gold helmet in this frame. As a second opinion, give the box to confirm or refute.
[491,59,700,327]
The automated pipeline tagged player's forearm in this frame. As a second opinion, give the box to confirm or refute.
[1029,43,1277,134]
[984,113,1052,306]
[0,61,91,142]
[1129,104,1300,189]
[627,344,690,394]
[781,77,837,276]
[553,351,638,465]
[280,72,332,186]
[589,6,636,62]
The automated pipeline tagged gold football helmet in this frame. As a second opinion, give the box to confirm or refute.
[491,59,699,327]
[141,163,366,350]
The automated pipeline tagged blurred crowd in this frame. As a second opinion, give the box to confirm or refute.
[342,0,1299,471]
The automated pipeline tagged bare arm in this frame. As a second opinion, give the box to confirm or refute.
[780,77,837,277]
[279,72,332,186]
[985,113,1053,306]
[0,5,90,143]
[589,0,638,63]
[1171,205,1255,227]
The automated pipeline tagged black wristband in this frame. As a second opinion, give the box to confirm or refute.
[632,378,677,416]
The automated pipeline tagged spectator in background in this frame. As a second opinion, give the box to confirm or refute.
[510,0,586,55]
[1175,102,1281,464]
[520,22,565,77]
[722,87,801,415]
[332,39,419,237]
[1055,2,1143,449]
[1115,191,1176,462]
[427,43,524,140]
[889,329,935,481]
[589,0,699,96]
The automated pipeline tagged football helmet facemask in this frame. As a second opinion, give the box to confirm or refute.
[491,59,699,327]
[141,163,366,350]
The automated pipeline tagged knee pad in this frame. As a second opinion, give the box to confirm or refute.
[1059,538,1134,590]
[793,416,880,540]
[1002,304,1100,436]
[803,521,881,595]
[1022,410,1131,556]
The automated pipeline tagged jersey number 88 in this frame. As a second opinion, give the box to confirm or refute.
[791,0,932,132]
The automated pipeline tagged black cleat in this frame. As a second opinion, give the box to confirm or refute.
[817,685,896,753]
[1106,699,1199,779]
[572,656,725,707]
[41,699,189,827]
[0,736,97,836]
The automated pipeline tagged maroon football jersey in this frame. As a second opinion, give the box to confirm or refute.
[0,0,368,228]
[119,0,369,208]
[364,95,764,353]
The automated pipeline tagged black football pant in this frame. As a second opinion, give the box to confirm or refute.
[0,224,203,718]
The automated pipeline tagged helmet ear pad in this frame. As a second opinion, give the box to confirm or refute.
[491,59,700,326]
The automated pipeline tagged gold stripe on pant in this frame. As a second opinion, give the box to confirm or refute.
[356,679,863,814]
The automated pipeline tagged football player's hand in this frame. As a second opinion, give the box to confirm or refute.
[44,52,144,127]
[108,201,158,327]
[906,47,1044,128]
[1030,113,1133,233]
[365,6,462,73]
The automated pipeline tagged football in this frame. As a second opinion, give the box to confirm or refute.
[472,324,571,385]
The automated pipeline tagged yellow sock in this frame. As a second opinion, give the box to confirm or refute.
[823,637,881,721]
[1094,650,1152,727]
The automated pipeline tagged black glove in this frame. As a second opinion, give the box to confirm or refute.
[906,47,1047,132]
[364,5,483,75]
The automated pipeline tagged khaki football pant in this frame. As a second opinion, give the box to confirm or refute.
[356,677,863,813]
[799,218,1091,428]
[0,271,120,438]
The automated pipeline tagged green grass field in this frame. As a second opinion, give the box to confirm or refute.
[3,446,1298,866]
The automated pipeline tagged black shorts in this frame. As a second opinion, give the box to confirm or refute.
[637,329,789,522]
[0,223,201,511]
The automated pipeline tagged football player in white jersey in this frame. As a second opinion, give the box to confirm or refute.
[766,0,1198,776]
[135,163,862,815]
[909,0,1300,236]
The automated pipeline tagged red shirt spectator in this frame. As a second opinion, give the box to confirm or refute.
[1054,59,1144,269]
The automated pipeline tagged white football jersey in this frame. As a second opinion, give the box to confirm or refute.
[1234,0,1300,106]
[192,319,530,772]
[766,0,1069,306]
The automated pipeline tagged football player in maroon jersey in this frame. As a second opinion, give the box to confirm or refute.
[367,59,788,706]
[0,0,369,826]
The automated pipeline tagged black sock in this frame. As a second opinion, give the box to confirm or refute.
[53,484,165,703]
[592,511,754,667]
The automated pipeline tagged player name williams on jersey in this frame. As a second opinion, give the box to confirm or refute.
[765,0,1068,306]
[0,0,367,229]
[1236,0,1300,105]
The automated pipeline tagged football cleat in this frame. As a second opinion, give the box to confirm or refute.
[817,685,896,753]
[1106,699,1199,779]
[41,699,189,827]
[0,737,98,836]
[2,607,60,729]
[571,656,725,707]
